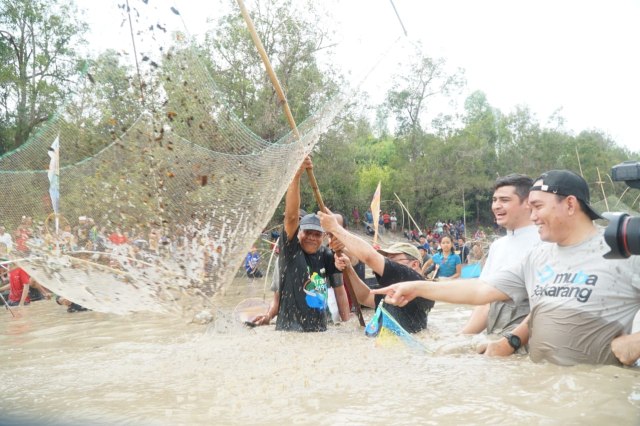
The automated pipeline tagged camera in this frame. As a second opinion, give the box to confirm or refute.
[603,161,640,259]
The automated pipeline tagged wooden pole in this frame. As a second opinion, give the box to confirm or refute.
[237,0,365,326]
[462,189,467,240]
[596,167,609,213]
[236,0,325,211]
[394,193,422,234]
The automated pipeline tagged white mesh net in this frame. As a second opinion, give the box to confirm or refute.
[0,11,346,317]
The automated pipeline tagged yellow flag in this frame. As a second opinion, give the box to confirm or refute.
[370,181,381,244]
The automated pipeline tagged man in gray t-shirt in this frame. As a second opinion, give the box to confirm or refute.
[491,232,639,365]
[372,170,640,366]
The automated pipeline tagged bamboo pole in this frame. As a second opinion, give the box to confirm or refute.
[394,193,422,234]
[0,292,15,317]
[596,167,609,213]
[236,0,325,212]
[237,0,364,326]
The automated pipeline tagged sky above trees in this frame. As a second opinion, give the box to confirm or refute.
[76,0,640,154]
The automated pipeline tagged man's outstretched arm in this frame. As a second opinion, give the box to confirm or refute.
[319,211,385,275]
[371,279,510,307]
[336,253,375,308]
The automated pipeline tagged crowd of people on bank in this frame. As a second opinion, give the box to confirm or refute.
[0,212,235,311]
[352,205,489,281]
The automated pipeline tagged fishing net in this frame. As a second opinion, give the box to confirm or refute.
[0,4,346,317]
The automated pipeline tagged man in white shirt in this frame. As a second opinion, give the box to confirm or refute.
[461,174,540,356]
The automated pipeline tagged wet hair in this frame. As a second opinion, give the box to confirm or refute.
[494,174,533,202]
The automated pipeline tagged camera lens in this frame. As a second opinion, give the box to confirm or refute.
[604,212,640,258]
[624,216,640,256]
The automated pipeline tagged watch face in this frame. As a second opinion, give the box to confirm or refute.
[508,334,521,349]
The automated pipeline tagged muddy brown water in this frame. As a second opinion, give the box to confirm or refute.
[1,275,639,425]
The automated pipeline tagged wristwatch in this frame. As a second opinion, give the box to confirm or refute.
[503,333,521,351]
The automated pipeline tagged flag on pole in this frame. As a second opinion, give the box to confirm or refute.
[48,134,60,214]
[370,181,381,244]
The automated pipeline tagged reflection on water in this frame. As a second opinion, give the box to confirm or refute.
[1,277,639,425]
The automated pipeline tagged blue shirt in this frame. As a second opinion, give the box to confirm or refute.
[244,252,260,273]
[432,252,461,278]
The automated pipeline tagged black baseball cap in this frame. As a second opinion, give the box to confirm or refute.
[530,170,603,220]
[299,214,324,233]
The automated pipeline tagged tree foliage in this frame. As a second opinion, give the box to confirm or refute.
[203,0,338,141]
[0,0,87,154]
[0,0,637,231]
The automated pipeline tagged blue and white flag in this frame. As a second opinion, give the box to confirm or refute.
[48,134,60,214]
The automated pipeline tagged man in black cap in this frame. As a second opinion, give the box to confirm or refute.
[252,157,349,331]
[373,170,640,366]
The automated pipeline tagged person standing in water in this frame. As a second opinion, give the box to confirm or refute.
[461,174,539,356]
[252,157,350,331]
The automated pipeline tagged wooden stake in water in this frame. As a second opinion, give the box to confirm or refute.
[0,292,15,317]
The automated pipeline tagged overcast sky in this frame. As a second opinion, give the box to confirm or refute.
[330,0,640,153]
[78,0,640,153]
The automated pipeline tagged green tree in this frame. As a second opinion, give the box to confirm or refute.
[385,52,465,137]
[0,0,87,154]
[62,49,143,162]
[203,0,340,141]
[311,113,372,215]
[380,47,465,226]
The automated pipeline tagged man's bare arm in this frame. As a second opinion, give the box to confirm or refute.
[371,279,511,306]
[333,284,351,321]
[461,304,490,334]
[337,255,375,308]
[253,291,279,326]
[284,158,311,240]
[319,211,385,275]
[481,314,530,357]
[19,281,31,306]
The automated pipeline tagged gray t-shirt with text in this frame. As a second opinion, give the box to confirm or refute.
[491,231,640,365]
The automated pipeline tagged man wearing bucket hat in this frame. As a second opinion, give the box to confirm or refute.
[318,211,434,333]
[372,170,640,365]
[252,157,349,331]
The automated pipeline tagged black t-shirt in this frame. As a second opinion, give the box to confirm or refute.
[276,228,341,332]
[374,258,435,333]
